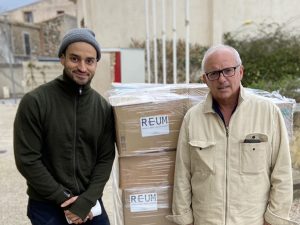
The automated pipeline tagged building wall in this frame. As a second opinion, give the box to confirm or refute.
[0,20,41,63]
[0,61,64,98]
[11,23,41,60]
[22,61,63,92]
[78,0,300,48]
[0,0,78,99]
[3,0,76,24]
[40,14,77,57]
[0,64,24,98]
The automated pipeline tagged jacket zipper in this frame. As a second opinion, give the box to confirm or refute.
[73,87,82,193]
[225,126,229,225]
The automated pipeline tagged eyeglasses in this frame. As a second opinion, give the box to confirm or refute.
[205,65,240,81]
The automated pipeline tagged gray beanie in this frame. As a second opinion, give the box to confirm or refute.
[58,28,101,61]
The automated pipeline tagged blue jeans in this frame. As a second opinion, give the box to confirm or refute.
[27,198,110,225]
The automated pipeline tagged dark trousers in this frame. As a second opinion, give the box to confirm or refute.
[27,198,110,225]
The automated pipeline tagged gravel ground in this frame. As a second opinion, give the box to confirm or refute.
[0,101,299,224]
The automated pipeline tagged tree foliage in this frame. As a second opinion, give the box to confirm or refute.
[223,22,300,101]
[131,22,300,101]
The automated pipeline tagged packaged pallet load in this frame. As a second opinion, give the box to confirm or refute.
[111,151,177,225]
[109,91,187,156]
[108,83,296,225]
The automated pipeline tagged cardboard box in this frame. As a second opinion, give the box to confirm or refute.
[119,151,176,189]
[111,95,186,156]
[122,186,176,225]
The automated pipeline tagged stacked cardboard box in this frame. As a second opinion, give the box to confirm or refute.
[109,90,190,225]
[111,96,186,156]
[109,83,295,225]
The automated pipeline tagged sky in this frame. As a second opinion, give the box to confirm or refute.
[0,0,39,12]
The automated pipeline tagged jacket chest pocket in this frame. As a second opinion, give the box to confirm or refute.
[240,142,267,174]
[189,140,216,174]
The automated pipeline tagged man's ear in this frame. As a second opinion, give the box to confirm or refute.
[201,74,207,84]
[239,65,244,80]
[60,55,65,66]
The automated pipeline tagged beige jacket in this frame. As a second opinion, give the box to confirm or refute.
[167,86,296,225]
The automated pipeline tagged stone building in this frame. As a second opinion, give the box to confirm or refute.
[1,0,76,24]
[0,0,77,98]
[0,0,77,62]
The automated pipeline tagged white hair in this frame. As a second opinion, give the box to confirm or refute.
[201,44,242,73]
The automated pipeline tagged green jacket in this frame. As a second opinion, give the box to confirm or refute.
[14,73,115,220]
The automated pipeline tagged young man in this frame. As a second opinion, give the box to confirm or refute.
[14,28,115,225]
[167,44,296,225]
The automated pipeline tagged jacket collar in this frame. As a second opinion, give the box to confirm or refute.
[203,84,246,114]
[58,70,92,95]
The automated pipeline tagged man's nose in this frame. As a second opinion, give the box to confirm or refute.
[77,60,87,72]
[218,71,227,81]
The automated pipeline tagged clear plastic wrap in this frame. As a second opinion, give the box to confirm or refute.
[108,82,209,111]
[108,83,209,156]
[111,151,177,225]
[110,93,187,156]
[109,83,296,225]
[246,88,296,141]
[119,150,176,189]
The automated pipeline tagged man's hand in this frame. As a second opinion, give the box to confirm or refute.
[87,212,94,221]
[61,196,78,209]
[61,196,83,224]
[64,210,84,224]
[61,196,94,224]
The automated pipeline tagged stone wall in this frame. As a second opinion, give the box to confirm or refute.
[0,20,41,63]
[40,14,77,57]
[0,61,63,98]
[22,61,63,93]
[0,64,23,98]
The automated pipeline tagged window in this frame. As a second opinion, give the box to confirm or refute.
[23,11,33,23]
[23,33,31,56]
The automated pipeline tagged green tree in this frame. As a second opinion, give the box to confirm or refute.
[131,22,300,101]
[223,22,300,101]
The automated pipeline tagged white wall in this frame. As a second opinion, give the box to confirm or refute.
[78,0,300,47]
[75,0,300,94]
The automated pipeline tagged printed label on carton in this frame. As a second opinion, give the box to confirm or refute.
[129,192,158,212]
[140,115,169,137]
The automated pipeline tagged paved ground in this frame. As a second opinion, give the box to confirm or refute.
[0,100,299,224]
[0,101,114,225]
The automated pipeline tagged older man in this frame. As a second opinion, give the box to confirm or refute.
[167,44,296,225]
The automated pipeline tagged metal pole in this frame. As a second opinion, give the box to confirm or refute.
[144,0,152,83]
[152,0,158,83]
[185,0,190,83]
[162,0,167,84]
[172,0,177,84]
